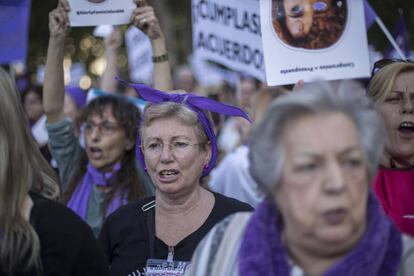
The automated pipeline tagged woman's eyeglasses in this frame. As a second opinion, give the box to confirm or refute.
[371,58,413,76]
[83,121,123,136]
[141,141,202,158]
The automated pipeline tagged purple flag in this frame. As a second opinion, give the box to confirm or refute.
[364,0,377,29]
[384,14,410,58]
[0,0,31,64]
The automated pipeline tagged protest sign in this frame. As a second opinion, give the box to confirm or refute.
[190,54,239,87]
[69,0,135,27]
[261,0,370,85]
[125,26,153,85]
[192,0,265,82]
[0,0,31,64]
[93,25,115,38]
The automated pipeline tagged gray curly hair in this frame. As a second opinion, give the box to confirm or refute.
[249,80,385,193]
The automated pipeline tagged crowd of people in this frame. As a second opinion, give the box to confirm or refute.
[1,0,414,275]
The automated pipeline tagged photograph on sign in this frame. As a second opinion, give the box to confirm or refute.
[272,0,347,49]
[261,0,370,86]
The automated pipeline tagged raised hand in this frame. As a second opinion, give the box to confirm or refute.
[48,0,71,40]
[104,28,123,52]
[130,0,162,40]
[292,79,305,92]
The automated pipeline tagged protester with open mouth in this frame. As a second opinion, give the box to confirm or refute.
[42,0,154,237]
[186,81,402,276]
[368,59,414,237]
[98,84,253,276]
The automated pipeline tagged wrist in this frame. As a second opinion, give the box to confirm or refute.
[152,53,169,63]
[150,35,165,45]
[49,34,66,44]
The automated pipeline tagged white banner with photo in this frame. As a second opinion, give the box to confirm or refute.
[69,0,135,27]
[192,0,265,82]
[261,0,370,86]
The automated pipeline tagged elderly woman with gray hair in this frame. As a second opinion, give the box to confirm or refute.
[186,80,402,276]
[98,84,253,275]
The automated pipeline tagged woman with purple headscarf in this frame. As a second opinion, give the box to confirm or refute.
[98,83,253,275]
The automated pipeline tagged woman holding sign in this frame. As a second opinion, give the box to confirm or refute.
[43,0,156,237]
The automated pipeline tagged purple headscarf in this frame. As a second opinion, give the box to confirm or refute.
[65,86,87,109]
[117,79,251,177]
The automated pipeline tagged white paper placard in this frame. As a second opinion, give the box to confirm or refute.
[125,26,153,85]
[69,0,135,27]
[192,0,265,82]
[93,25,114,37]
[261,0,370,85]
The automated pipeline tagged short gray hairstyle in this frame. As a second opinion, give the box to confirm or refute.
[141,102,208,145]
[248,80,385,192]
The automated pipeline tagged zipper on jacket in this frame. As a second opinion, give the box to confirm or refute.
[167,246,174,262]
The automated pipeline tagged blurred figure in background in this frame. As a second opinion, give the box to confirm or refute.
[367,59,414,276]
[218,75,259,154]
[367,59,414,236]
[173,64,197,92]
[21,85,48,147]
[64,85,87,122]
[209,86,288,207]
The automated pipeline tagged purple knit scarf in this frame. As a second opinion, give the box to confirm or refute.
[67,162,127,220]
[239,192,402,275]
[116,79,251,177]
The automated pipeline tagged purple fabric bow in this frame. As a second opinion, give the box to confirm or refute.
[67,162,127,220]
[117,79,251,177]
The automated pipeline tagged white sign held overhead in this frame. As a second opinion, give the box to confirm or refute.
[68,0,135,27]
[261,0,370,86]
[93,25,115,38]
[192,0,265,82]
[125,26,153,85]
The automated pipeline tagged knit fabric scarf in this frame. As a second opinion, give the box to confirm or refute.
[239,192,402,276]
[67,163,127,220]
[373,166,414,236]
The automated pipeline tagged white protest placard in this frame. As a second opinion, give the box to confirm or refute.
[261,0,370,86]
[190,54,239,87]
[93,25,114,38]
[125,26,153,85]
[69,0,135,27]
[192,0,265,82]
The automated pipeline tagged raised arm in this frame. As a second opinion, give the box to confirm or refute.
[43,0,70,124]
[100,28,123,93]
[130,0,173,91]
